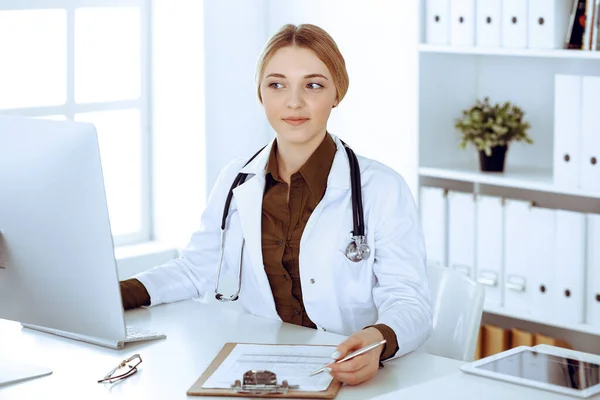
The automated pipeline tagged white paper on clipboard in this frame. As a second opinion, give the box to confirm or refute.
[201,344,336,392]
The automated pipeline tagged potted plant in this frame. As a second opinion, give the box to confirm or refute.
[454,97,533,172]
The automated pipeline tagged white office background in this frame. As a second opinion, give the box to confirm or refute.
[3,0,600,357]
[0,0,418,263]
[0,0,151,247]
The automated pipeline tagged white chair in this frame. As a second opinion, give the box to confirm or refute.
[419,262,486,361]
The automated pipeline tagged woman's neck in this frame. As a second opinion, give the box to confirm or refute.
[276,131,327,184]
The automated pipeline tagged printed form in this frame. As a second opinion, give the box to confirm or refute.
[202,344,337,391]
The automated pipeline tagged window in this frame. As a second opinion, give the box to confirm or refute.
[0,0,151,246]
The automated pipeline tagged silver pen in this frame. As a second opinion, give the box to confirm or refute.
[308,339,386,376]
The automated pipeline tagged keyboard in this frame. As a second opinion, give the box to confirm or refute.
[125,326,166,343]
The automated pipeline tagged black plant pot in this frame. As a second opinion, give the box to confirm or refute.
[479,145,508,172]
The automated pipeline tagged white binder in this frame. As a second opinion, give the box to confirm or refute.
[527,0,572,49]
[586,213,600,327]
[553,74,582,188]
[476,0,501,47]
[580,75,600,191]
[448,191,475,279]
[475,0,502,47]
[426,0,451,45]
[419,186,448,268]
[529,206,556,320]
[450,0,476,46]
[554,210,586,325]
[503,199,532,313]
[501,0,528,48]
[475,195,503,307]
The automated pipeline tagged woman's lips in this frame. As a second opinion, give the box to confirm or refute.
[282,118,309,126]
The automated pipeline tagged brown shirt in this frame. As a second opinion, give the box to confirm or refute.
[120,134,399,360]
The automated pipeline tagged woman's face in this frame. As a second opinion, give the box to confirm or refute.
[260,46,338,147]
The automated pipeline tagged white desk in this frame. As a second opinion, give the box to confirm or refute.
[373,370,597,399]
[3,300,593,399]
[0,299,463,399]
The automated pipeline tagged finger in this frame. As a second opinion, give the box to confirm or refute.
[331,364,376,386]
[333,336,363,359]
[328,354,369,373]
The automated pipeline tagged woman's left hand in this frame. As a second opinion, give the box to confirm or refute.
[327,327,384,386]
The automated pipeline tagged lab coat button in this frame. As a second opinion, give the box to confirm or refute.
[310,278,315,284]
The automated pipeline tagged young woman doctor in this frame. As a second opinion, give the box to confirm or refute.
[120,23,432,386]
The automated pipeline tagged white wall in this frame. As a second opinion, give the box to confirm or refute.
[151,0,206,250]
[204,0,271,193]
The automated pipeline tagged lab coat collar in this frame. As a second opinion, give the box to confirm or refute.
[238,133,351,190]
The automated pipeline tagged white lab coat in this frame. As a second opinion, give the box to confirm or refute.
[136,134,432,358]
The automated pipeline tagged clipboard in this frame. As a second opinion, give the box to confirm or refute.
[187,342,343,398]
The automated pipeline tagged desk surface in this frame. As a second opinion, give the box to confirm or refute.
[2,299,589,399]
[0,299,463,399]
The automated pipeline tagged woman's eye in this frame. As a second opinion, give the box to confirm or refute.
[307,83,323,89]
[268,82,283,89]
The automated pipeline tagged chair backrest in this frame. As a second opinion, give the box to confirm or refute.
[419,262,485,361]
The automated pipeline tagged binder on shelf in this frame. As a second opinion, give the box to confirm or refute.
[528,206,556,321]
[583,0,596,50]
[426,0,451,45]
[593,0,600,50]
[419,186,448,268]
[580,75,600,192]
[481,324,510,358]
[448,191,475,279]
[474,326,483,360]
[527,0,572,49]
[533,333,572,349]
[510,328,534,347]
[553,74,582,188]
[475,0,501,47]
[501,0,528,48]
[475,195,503,307]
[503,199,532,313]
[586,213,600,328]
[450,0,476,46]
[553,210,586,325]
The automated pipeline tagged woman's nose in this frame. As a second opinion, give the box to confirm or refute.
[286,89,305,109]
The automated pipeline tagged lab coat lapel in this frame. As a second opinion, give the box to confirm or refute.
[232,174,265,282]
[301,135,351,240]
[231,140,276,314]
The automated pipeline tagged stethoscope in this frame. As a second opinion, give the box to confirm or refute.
[215,139,370,302]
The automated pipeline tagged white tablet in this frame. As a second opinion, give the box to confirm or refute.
[460,346,600,398]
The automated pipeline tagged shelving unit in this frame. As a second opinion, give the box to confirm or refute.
[419,44,600,60]
[417,0,600,352]
[420,164,600,199]
[483,304,600,337]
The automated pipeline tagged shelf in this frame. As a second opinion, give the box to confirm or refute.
[418,44,600,60]
[484,304,600,336]
[419,164,600,199]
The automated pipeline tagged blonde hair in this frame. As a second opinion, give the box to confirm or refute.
[255,24,349,105]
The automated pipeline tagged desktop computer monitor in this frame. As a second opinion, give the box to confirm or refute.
[0,116,163,354]
[0,115,127,339]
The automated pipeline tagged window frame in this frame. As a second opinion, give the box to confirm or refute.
[0,0,152,246]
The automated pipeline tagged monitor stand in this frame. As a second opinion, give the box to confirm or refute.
[0,359,52,387]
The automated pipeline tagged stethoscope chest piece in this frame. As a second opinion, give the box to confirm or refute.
[345,235,370,262]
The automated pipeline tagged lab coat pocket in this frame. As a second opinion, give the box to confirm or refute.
[342,304,379,333]
[333,251,374,305]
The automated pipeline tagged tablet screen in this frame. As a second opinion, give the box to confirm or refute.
[475,350,600,391]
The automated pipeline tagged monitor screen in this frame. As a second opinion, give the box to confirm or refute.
[475,350,600,391]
